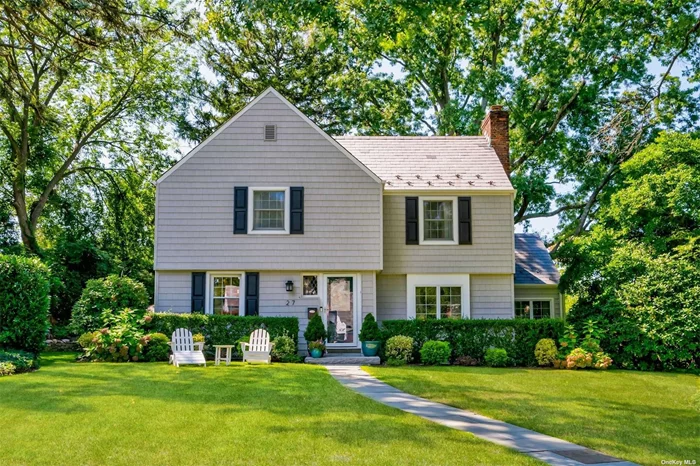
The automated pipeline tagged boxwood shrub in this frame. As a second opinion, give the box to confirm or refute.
[145,313,299,357]
[0,255,51,354]
[381,318,563,366]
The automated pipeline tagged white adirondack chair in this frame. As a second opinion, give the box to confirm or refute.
[240,329,274,364]
[169,328,206,367]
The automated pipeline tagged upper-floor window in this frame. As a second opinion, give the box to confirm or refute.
[419,197,459,245]
[248,187,290,234]
[515,299,552,319]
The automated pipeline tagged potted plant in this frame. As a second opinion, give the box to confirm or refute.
[304,313,327,357]
[308,341,326,359]
[359,314,381,357]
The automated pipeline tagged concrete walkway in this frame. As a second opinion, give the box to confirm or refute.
[327,366,638,466]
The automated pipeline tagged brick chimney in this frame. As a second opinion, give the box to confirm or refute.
[480,105,510,175]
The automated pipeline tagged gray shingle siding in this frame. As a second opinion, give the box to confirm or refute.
[382,194,515,274]
[155,92,382,272]
[376,273,515,320]
[154,271,377,351]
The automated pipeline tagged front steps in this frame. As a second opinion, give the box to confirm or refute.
[305,352,381,365]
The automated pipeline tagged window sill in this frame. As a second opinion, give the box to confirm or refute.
[418,239,458,246]
[247,230,290,235]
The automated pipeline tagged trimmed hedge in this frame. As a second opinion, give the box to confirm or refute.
[145,313,299,356]
[0,255,51,354]
[381,319,564,366]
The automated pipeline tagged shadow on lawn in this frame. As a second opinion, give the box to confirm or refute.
[0,356,484,451]
[370,366,700,463]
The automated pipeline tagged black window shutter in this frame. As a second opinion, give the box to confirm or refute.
[405,197,419,245]
[191,272,206,314]
[290,187,304,234]
[234,187,247,234]
[458,197,472,245]
[245,272,259,316]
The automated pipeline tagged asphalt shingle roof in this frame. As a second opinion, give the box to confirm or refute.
[515,233,560,285]
[334,136,513,191]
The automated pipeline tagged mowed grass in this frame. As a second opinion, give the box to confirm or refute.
[364,365,700,466]
[0,354,541,466]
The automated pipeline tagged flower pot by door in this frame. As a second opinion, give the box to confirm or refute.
[361,341,380,357]
[310,348,323,358]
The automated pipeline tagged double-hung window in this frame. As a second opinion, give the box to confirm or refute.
[248,187,290,234]
[211,274,243,315]
[419,197,459,244]
[515,299,553,319]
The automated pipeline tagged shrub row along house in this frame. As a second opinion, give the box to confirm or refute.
[154,88,562,351]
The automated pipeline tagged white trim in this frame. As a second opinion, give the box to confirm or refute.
[418,196,459,245]
[154,186,159,269]
[158,87,384,185]
[514,297,554,319]
[300,273,320,298]
[406,274,471,319]
[247,187,290,234]
[322,273,361,348]
[154,271,159,311]
[205,271,246,316]
[372,272,378,318]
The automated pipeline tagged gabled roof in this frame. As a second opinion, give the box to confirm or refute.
[514,233,560,285]
[157,88,382,185]
[334,136,513,192]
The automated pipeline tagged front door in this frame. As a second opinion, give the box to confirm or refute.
[325,276,356,346]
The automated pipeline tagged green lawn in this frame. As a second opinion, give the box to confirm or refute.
[0,354,541,466]
[364,365,700,466]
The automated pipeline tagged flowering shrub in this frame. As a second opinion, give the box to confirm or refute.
[0,361,15,376]
[385,335,414,365]
[535,338,558,366]
[82,308,150,362]
[593,352,613,369]
[142,333,170,362]
[485,348,509,367]
[192,333,205,343]
[77,331,99,349]
[558,324,578,358]
[0,350,37,373]
[566,348,593,369]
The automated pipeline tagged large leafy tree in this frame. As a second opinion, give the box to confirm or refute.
[557,132,700,370]
[180,0,360,141]
[0,0,193,255]
[192,0,700,237]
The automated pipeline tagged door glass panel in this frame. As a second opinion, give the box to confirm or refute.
[327,277,353,344]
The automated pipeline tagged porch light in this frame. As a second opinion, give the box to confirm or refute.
[285,280,294,292]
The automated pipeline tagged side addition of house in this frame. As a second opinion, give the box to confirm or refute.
[154,88,562,350]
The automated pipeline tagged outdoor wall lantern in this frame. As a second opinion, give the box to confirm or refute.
[285,280,294,292]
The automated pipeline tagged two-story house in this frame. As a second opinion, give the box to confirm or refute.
[154,88,562,350]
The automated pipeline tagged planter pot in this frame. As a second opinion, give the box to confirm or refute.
[361,341,380,357]
[310,348,323,359]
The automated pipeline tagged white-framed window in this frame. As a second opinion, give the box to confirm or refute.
[248,187,290,234]
[514,299,553,319]
[302,274,318,297]
[407,274,470,319]
[208,273,245,315]
[419,196,459,245]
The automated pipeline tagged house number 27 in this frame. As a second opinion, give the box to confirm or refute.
[286,300,296,306]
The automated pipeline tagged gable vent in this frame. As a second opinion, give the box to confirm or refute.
[264,124,276,141]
